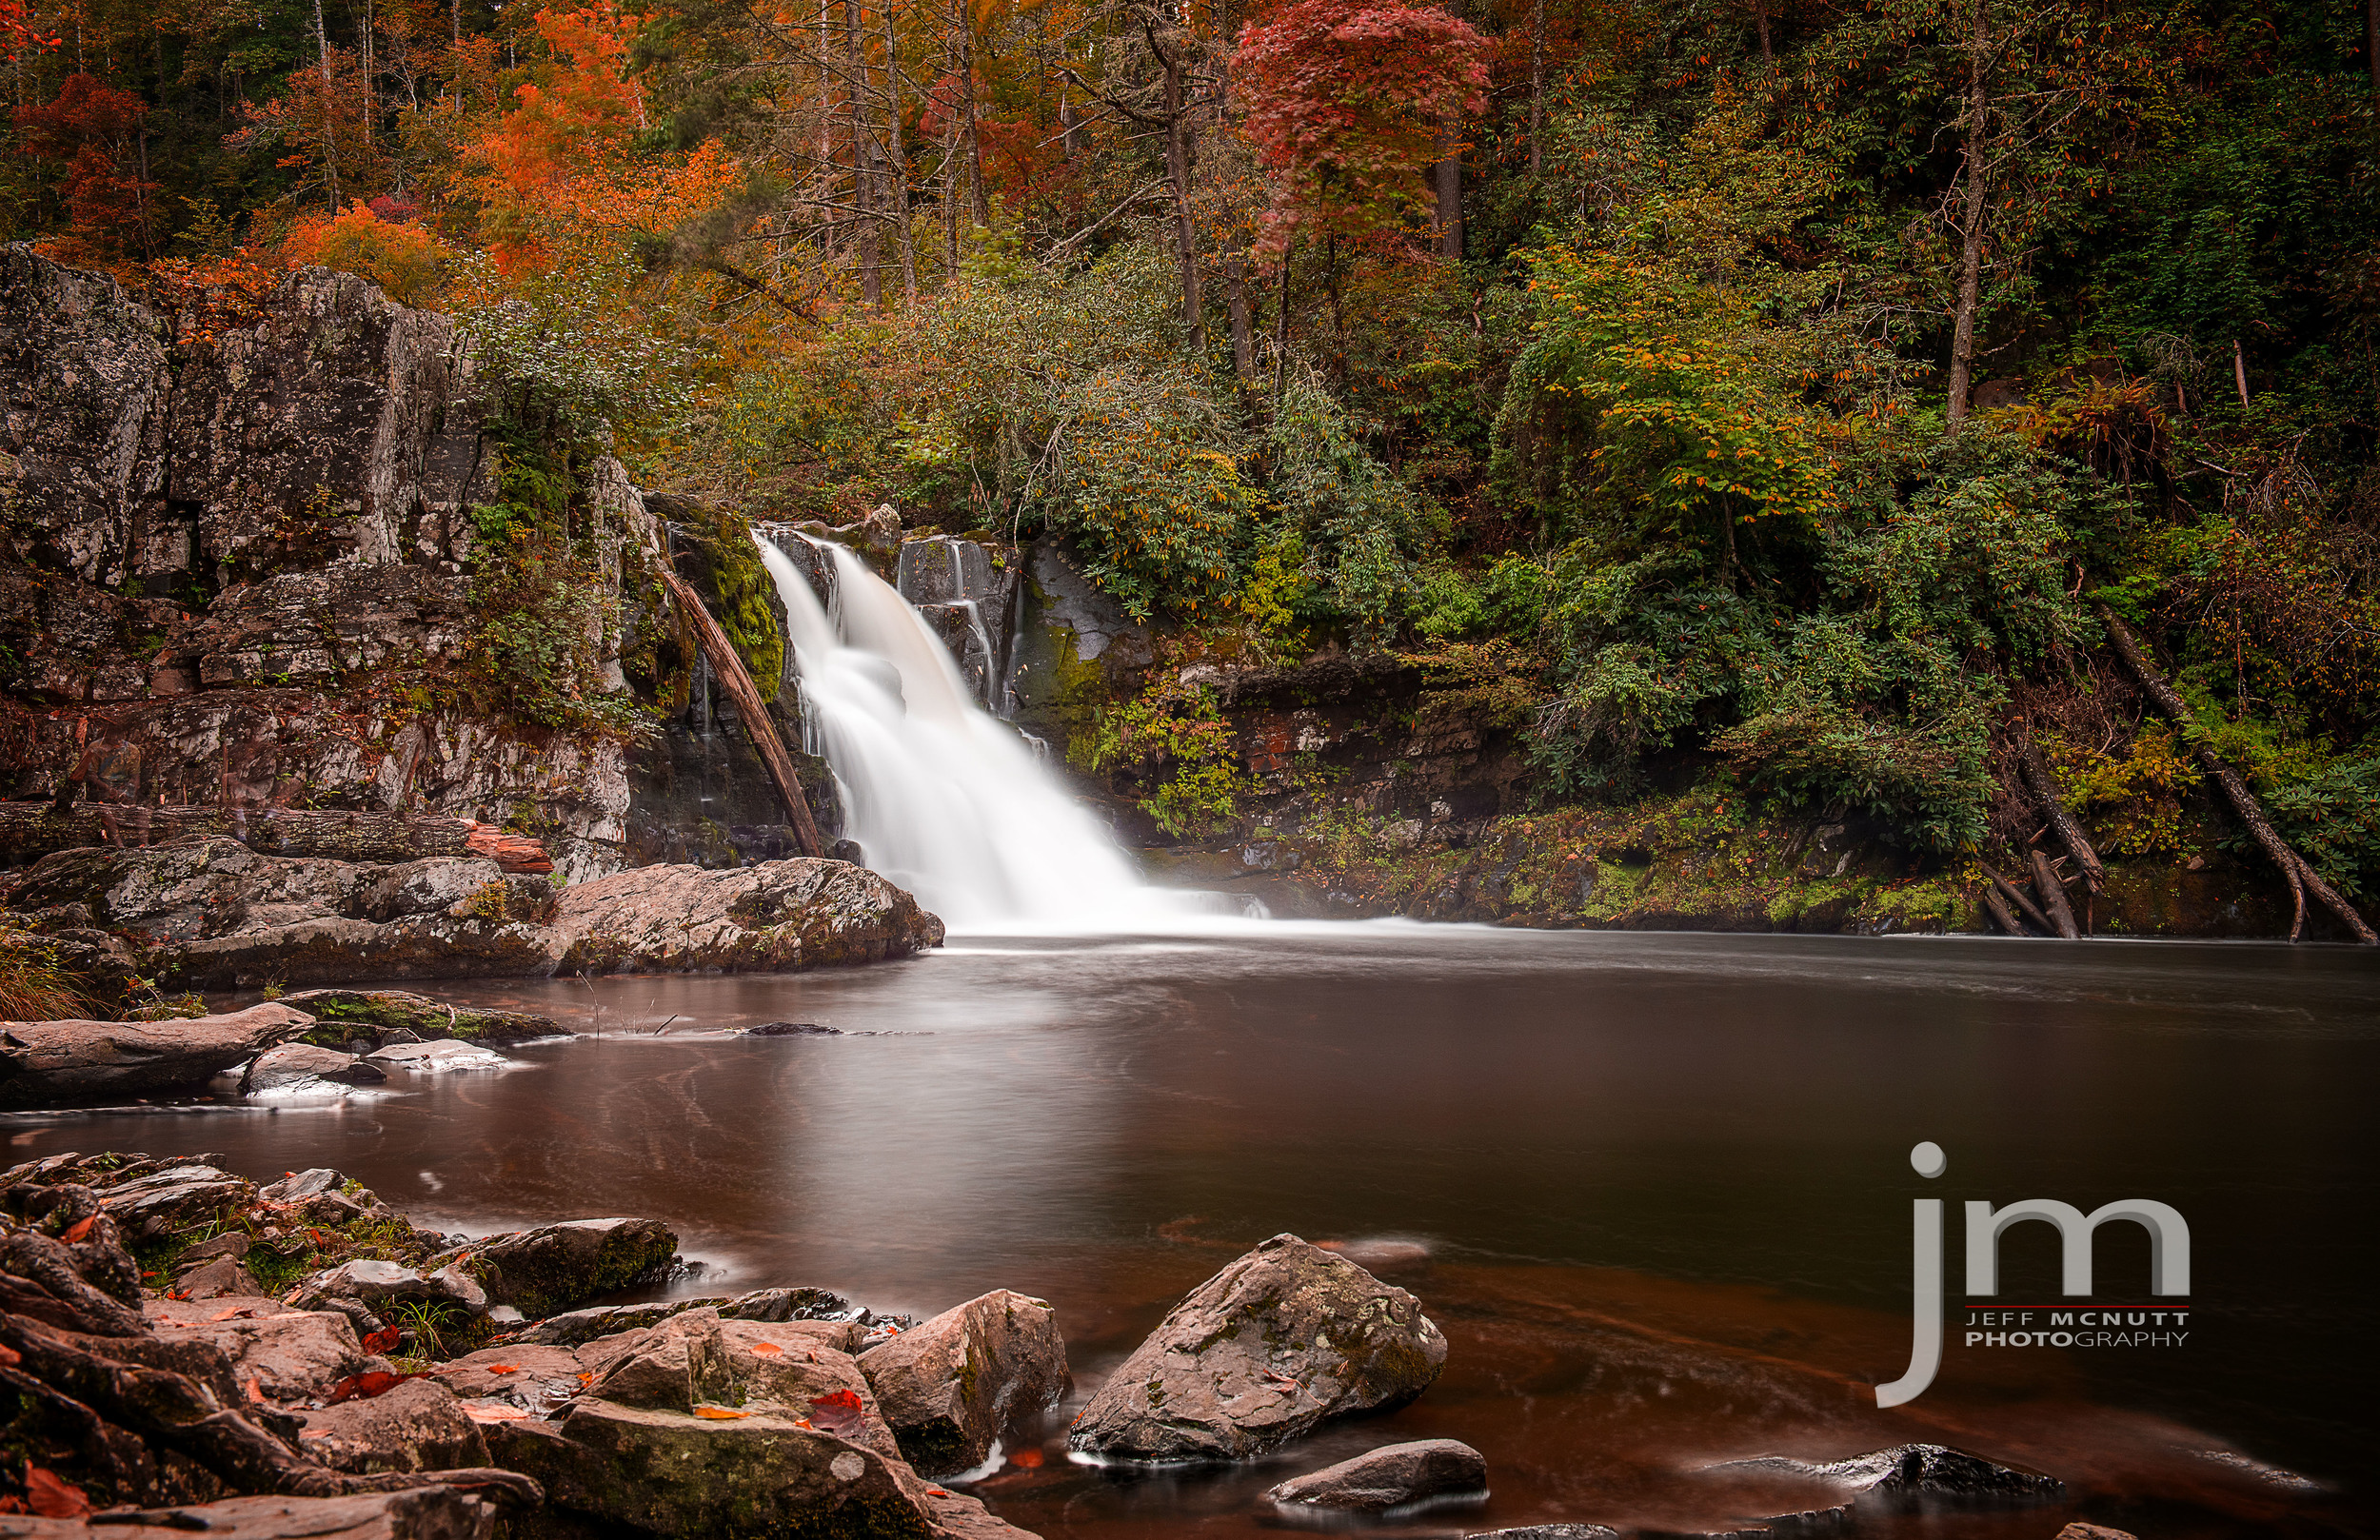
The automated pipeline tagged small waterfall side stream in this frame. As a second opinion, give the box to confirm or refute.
[752,531,1251,931]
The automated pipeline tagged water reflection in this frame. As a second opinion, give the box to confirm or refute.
[8,930,2373,1537]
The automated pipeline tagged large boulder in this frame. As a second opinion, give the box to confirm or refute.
[277,988,565,1048]
[93,1162,261,1235]
[551,859,944,973]
[247,1040,386,1092]
[295,1376,489,1474]
[470,1217,678,1319]
[0,1003,313,1109]
[1265,1439,1487,1512]
[858,1290,1069,1476]
[1714,1444,2064,1507]
[1067,1234,1446,1462]
[485,1398,938,1540]
[146,1293,389,1404]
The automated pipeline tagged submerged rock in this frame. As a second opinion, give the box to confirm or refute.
[1067,1233,1447,1462]
[1714,1443,2064,1507]
[469,1216,678,1320]
[858,1289,1070,1476]
[1265,1438,1488,1512]
[0,1002,313,1108]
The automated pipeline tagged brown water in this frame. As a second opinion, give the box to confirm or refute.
[8,927,2375,1537]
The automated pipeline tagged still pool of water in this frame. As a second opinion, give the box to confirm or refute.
[10,927,2376,1537]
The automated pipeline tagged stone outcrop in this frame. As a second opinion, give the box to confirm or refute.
[858,1290,1069,1477]
[0,837,941,992]
[0,1004,312,1108]
[0,1488,506,1540]
[1067,1234,1447,1463]
[296,1378,491,1475]
[1713,1443,2064,1508]
[247,1041,387,1091]
[1265,1439,1487,1512]
[467,1217,679,1320]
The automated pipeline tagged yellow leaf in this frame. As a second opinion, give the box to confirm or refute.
[693,1406,749,1420]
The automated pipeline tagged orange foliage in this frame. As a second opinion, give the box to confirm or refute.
[282,201,454,304]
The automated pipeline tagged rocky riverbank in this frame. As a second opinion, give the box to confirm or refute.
[0,1150,2135,1540]
[0,836,942,1021]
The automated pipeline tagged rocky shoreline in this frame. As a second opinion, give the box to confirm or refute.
[0,1149,2139,1540]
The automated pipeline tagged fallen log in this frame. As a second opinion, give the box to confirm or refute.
[2028,848,2081,939]
[1979,883,2027,937]
[1981,863,2054,935]
[2016,730,2106,893]
[662,570,823,858]
[0,805,552,875]
[2100,607,2376,943]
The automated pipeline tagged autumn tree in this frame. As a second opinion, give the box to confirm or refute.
[12,74,158,255]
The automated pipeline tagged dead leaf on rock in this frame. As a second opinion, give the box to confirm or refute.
[210,1306,258,1322]
[806,1389,864,1432]
[327,1371,422,1404]
[691,1406,748,1420]
[465,1404,529,1423]
[484,1364,520,1375]
[24,1468,90,1519]
[361,1326,403,1354]
[747,1342,783,1357]
[59,1217,95,1244]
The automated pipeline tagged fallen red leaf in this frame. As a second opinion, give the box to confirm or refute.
[24,1467,90,1519]
[747,1341,783,1357]
[59,1217,95,1244]
[926,1488,950,1497]
[483,1364,519,1375]
[165,1290,189,1301]
[208,1306,258,1322]
[326,1371,422,1405]
[807,1388,864,1432]
[360,1326,403,1354]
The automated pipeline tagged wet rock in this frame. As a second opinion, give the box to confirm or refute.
[859,1290,1069,1476]
[0,1487,502,1540]
[145,1294,387,1404]
[507,1286,862,1348]
[366,1040,510,1074]
[276,989,566,1046]
[176,1254,266,1299]
[1067,1233,1447,1462]
[0,1003,313,1109]
[93,1162,261,1234]
[434,1345,586,1409]
[471,1217,677,1320]
[2054,1527,2139,1540]
[291,1258,488,1318]
[1265,1439,1487,1512]
[296,1376,489,1474]
[257,1167,401,1229]
[484,1396,936,1540]
[551,859,944,974]
[578,1307,735,1412]
[741,1020,842,1036]
[1464,1528,1620,1539]
[247,1041,387,1092]
[1715,1444,2063,1507]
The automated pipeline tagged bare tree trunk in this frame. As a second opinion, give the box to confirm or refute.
[1944,2,1991,430]
[2016,731,2106,892]
[312,0,341,209]
[1980,883,2026,936]
[1528,0,1545,175]
[1152,26,1204,351]
[1432,134,1462,259]
[883,2,917,304]
[2231,337,2251,409]
[2370,0,2379,98]
[1224,243,1255,385]
[962,29,988,225]
[1753,0,1772,62]
[2101,606,2375,943]
[844,0,880,305]
[450,0,459,49]
[1981,862,2053,934]
[1273,246,1292,398]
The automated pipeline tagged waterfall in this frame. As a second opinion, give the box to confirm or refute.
[753,530,1255,931]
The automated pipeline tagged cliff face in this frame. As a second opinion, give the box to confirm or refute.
[0,247,653,880]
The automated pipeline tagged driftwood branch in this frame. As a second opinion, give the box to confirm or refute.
[1979,883,2026,936]
[1980,862,2053,935]
[0,806,551,874]
[2028,847,2080,938]
[2099,606,2375,943]
[662,571,824,859]
[2015,729,2106,893]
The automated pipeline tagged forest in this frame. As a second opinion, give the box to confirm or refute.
[4,0,2378,918]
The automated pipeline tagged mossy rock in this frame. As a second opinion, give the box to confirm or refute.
[277,988,565,1047]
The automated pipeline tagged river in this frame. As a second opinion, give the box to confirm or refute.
[10,927,2374,1537]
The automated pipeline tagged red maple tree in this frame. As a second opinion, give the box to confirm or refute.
[13,73,158,253]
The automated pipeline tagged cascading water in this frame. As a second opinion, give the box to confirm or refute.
[753,531,1253,931]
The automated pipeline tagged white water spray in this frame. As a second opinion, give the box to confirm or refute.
[753,532,1252,932]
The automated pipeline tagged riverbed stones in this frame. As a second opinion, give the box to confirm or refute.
[2053,1527,2139,1540]
[366,1039,510,1074]
[1265,1438,1487,1511]
[247,1041,387,1091]
[0,1003,313,1108]
[296,1376,489,1474]
[469,1216,678,1320]
[145,1293,388,1404]
[1066,1233,1447,1462]
[509,1286,864,1348]
[578,1307,736,1412]
[0,1488,504,1540]
[1464,1528,1621,1539]
[858,1290,1069,1476]
[94,1161,261,1234]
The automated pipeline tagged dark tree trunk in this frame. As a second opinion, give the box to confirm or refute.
[664,573,825,857]
[2028,847,2080,938]
[1152,27,1204,351]
[2016,730,2106,892]
[0,805,552,873]
[1944,3,1991,430]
